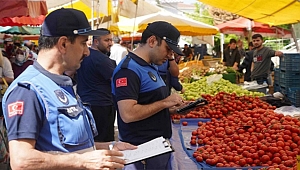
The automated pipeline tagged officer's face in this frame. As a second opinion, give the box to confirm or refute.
[65,35,90,71]
[151,39,172,65]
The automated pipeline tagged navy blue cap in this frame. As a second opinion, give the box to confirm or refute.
[41,8,107,36]
[142,21,183,56]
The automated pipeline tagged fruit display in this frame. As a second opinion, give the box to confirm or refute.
[181,76,264,101]
[179,65,210,83]
[172,92,274,120]
[212,63,228,74]
[190,108,299,169]
[178,60,204,70]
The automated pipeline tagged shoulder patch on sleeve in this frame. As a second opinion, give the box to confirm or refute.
[116,77,127,88]
[8,101,24,117]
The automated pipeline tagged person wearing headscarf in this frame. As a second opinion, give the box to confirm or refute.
[12,46,33,78]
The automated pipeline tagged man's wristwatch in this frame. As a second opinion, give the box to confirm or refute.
[168,58,175,61]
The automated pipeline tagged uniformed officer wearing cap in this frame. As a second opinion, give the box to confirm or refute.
[2,8,136,170]
[112,21,186,169]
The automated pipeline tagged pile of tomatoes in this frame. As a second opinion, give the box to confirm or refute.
[171,92,276,120]
[190,108,300,169]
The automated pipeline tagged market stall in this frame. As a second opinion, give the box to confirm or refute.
[169,89,299,169]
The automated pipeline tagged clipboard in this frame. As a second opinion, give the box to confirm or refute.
[120,136,174,165]
[176,98,208,114]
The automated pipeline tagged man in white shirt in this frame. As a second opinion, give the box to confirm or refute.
[110,37,128,65]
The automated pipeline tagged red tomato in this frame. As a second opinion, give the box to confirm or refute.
[196,156,203,162]
[239,158,246,166]
[272,157,281,164]
[260,155,270,163]
[182,121,188,126]
[190,139,196,145]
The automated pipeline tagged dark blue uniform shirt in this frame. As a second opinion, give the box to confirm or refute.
[112,52,171,146]
[77,48,116,106]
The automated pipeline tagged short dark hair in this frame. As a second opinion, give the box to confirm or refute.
[38,35,78,50]
[229,39,237,44]
[248,42,253,47]
[92,28,111,40]
[252,34,263,40]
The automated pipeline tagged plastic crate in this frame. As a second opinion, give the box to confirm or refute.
[287,87,300,107]
[279,70,300,87]
[274,68,280,84]
[280,53,300,71]
[280,85,288,96]
[274,83,280,92]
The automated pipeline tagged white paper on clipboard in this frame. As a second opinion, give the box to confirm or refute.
[121,136,174,165]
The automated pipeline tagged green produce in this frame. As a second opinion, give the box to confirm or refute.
[181,76,264,100]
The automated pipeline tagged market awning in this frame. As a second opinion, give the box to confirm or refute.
[0,15,45,26]
[0,0,48,19]
[216,17,292,38]
[0,0,47,26]
[47,0,112,21]
[113,11,219,36]
[199,0,300,25]
[0,26,41,35]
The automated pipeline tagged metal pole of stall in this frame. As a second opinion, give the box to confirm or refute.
[131,0,139,51]
[220,33,224,60]
[291,24,300,52]
[91,0,94,29]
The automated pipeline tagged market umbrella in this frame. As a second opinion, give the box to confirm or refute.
[198,0,300,26]
[0,0,47,19]
[0,0,47,26]
[216,17,292,38]
[0,26,41,35]
[114,11,219,36]
[0,15,45,26]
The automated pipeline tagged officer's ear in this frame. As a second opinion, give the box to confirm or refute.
[57,36,68,53]
[148,35,157,48]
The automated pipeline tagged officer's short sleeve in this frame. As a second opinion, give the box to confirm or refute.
[4,85,44,141]
[113,69,140,102]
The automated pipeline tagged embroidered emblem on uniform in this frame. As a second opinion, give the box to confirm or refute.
[8,101,24,117]
[148,72,157,82]
[116,77,127,87]
[54,90,69,105]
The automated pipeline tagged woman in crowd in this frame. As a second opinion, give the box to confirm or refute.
[0,51,14,116]
[12,46,33,79]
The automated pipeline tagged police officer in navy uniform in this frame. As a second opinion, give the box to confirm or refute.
[2,8,136,170]
[112,21,185,169]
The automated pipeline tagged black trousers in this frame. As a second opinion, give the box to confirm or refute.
[252,77,268,85]
[91,105,116,142]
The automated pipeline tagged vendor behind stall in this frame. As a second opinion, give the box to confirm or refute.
[223,38,240,70]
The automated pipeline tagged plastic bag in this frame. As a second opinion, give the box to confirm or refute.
[206,74,222,85]
[274,106,300,117]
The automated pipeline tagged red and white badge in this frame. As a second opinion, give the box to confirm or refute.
[8,101,24,117]
[116,77,127,88]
